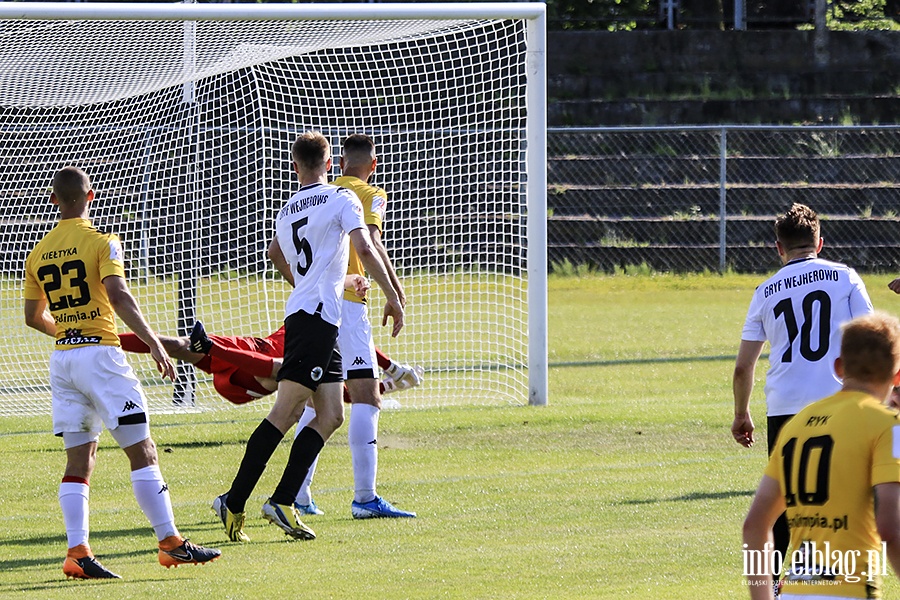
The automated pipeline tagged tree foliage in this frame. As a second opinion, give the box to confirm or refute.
[546,0,655,31]
[546,0,899,30]
[827,0,900,30]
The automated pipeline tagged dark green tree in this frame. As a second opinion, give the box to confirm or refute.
[546,0,654,31]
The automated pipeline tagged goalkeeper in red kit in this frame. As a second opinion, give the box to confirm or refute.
[119,275,423,406]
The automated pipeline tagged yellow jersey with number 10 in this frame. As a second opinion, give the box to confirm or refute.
[765,390,900,598]
[23,218,125,349]
[334,175,387,305]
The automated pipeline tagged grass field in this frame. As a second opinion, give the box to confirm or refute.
[3,271,900,599]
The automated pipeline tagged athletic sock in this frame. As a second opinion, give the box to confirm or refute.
[118,332,150,353]
[209,343,276,378]
[270,426,325,506]
[293,407,319,506]
[59,478,90,549]
[131,465,178,541]
[227,418,284,513]
[348,403,380,504]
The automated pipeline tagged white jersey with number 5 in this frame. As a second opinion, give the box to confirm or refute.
[741,257,873,416]
[275,182,366,327]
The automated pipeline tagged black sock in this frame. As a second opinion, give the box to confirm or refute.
[269,426,326,506]
[227,419,284,513]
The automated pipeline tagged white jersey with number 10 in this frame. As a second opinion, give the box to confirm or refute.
[741,257,873,416]
[275,182,366,328]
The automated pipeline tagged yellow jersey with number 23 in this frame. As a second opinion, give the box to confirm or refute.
[24,218,125,349]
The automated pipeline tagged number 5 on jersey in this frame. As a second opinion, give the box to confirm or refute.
[291,217,313,277]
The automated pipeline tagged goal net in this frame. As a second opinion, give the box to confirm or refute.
[0,3,546,417]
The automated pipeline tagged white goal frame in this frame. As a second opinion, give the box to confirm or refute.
[0,1,547,409]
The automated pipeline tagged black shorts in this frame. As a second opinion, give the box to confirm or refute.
[766,414,795,456]
[276,308,343,391]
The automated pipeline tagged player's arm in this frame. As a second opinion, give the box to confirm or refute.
[268,235,295,287]
[847,269,874,316]
[368,225,405,308]
[103,275,176,381]
[733,339,765,448]
[874,482,900,580]
[742,474,785,600]
[23,297,56,337]
[349,227,403,337]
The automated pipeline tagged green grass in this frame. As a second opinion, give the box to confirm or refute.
[3,272,900,598]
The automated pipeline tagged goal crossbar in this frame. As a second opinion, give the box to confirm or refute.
[0,2,547,21]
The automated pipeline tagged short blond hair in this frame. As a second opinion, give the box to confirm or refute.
[840,312,900,384]
[291,131,330,173]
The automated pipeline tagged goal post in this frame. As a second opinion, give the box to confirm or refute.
[0,2,547,416]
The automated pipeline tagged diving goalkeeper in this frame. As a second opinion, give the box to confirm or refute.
[119,275,423,405]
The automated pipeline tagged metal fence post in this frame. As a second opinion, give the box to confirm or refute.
[719,128,727,272]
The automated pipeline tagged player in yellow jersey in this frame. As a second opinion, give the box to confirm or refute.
[23,167,220,579]
[742,312,900,599]
[289,134,422,518]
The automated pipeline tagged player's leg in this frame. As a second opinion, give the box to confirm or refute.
[217,380,310,540]
[190,320,279,379]
[59,436,120,579]
[767,414,794,560]
[293,404,324,515]
[50,348,120,579]
[218,310,336,541]
[115,433,220,567]
[263,380,344,540]
[262,335,344,538]
[118,332,202,364]
[346,377,380,502]
[340,301,416,519]
[84,346,220,567]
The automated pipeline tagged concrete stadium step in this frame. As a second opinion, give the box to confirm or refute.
[549,96,900,127]
[549,155,900,186]
[548,216,900,247]
[551,70,898,102]
[548,186,900,218]
[548,129,899,158]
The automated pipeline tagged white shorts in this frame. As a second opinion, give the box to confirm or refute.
[338,299,376,380]
[50,346,150,448]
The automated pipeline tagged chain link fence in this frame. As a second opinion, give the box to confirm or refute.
[547,125,900,274]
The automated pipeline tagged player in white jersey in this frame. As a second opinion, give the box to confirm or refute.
[732,203,873,559]
[292,133,419,519]
[212,131,403,543]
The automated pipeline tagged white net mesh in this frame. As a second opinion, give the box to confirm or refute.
[0,14,530,416]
